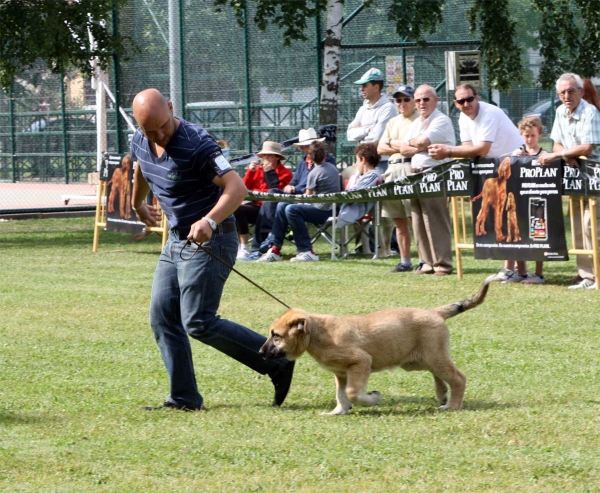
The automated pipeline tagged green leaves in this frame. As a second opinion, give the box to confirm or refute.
[0,0,132,90]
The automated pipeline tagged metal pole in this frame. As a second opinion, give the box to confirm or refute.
[179,0,185,117]
[242,8,252,153]
[8,83,16,182]
[112,5,123,153]
[168,0,182,115]
[60,73,69,184]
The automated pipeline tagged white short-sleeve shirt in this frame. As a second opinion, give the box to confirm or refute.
[459,101,523,157]
[403,108,456,169]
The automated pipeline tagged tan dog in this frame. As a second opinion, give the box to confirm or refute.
[505,192,521,242]
[472,157,512,242]
[259,276,495,415]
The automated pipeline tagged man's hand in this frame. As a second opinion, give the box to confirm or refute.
[283,184,295,193]
[428,144,451,160]
[133,203,161,227]
[262,160,274,172]
[538,152,578,167]
[187,218,214,244]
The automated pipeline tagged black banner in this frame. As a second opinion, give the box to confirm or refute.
[561,160,600,196]
[471,156,567,261]
[104,153,145,235]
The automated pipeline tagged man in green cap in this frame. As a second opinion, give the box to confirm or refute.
[347,67,398,256]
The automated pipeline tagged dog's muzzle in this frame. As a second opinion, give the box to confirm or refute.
[259,340,286,360]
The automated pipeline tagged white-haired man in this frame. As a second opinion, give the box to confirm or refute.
[397,84,455,275]
[539,73,600,289]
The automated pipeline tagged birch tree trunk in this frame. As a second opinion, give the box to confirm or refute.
[319,0,344,129]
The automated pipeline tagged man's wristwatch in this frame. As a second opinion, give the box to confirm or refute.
[202,216,217,231]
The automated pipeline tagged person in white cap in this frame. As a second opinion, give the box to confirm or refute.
[347,67,398,256]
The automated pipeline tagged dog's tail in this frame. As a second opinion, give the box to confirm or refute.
[433,274,496,320]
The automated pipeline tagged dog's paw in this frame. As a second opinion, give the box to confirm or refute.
[438,404,461,411]
[320,407,350,416]
[437,395,448,406]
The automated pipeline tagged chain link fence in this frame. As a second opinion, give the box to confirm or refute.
[0,0,574,213]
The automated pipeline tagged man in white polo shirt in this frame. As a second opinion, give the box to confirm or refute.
[397,84,456,275]
[429,83,524,281]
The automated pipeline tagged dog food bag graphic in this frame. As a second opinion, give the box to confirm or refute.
[529,198,547,240]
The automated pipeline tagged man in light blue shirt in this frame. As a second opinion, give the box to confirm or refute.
[539,73,600,289]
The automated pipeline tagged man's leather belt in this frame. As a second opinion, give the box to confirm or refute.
[171,221,237,240]
[389,157,412,164]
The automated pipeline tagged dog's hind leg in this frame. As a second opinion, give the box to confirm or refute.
[430,362,466,410]
[432,374,449,406]
[321,374,353,416]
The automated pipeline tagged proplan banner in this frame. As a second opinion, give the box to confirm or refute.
[471,156,567,261]
[561,160,600,196]
[103,153,145,235]
[246,161,472,204]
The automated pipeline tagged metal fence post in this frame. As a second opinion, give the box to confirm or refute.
[60,73,70,184]
[8,83,16,183]
[316,14,322,118]
[242,8,252,153]
[112,5,123,154]
[179,0,185,113]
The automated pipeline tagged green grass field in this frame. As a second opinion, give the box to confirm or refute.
[1,217,598,492]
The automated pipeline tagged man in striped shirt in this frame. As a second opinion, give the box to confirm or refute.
[130,88,294,411]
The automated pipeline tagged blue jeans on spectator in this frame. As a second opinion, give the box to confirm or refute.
[150,228,289,409]
[270,202,332,253]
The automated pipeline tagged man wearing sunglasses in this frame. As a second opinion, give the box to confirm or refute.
[395,84,456,276]
[428,83,522,161]
[377,85,419,272]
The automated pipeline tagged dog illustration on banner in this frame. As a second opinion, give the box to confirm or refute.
[472,157,521,242]
[107,154,132,218]
[505,192,521,242]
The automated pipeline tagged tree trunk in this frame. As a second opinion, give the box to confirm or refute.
[319,0,344,132]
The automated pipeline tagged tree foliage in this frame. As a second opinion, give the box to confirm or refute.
[0,0,131,90]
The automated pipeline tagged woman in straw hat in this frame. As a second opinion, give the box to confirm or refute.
[235,141,292,259]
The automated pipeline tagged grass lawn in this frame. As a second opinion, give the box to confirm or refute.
[0,216,598,492]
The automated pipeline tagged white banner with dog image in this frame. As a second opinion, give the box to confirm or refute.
[471,156,568,261]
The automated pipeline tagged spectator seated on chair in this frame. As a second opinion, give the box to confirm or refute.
[234,141,292,259]
[336,143,382,229]
[243,128,336,260]
[257,141,341,262]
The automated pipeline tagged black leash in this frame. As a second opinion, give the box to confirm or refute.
[180,240,291,310]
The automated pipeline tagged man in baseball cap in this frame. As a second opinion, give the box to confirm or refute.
[347,67,398,257]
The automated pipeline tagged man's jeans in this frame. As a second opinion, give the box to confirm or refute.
[271,202,332,253]
[150,228,288,408]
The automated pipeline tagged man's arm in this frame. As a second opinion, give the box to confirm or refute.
[428,141,492,160]
[131,163,161,227]
[187,170,248,243]
[539,142,593,166]
[362,105,396,143]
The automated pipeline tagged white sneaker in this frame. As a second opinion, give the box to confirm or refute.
[236,248,251,260]
[521,273,545,284]
[502,272,528,283]
[494,268,514,282]
[568,279,596,290]
[256,248,283,262]
[290,251,319,262]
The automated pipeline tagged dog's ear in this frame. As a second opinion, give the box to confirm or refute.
[295,318,311,335]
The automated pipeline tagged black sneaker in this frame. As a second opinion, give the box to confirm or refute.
[389,262,413,273]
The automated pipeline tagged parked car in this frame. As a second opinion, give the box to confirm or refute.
[522,99,561,132]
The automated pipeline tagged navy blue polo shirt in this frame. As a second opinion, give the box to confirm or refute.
[130,118,233,230]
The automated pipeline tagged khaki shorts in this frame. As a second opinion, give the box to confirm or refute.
[381,161,412,219]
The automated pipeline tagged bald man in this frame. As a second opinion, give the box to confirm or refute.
[130,89,294,411]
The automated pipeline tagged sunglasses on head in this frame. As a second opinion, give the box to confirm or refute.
[394,97,412,103]
[455,96,476,105]
[414,97,431,103]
